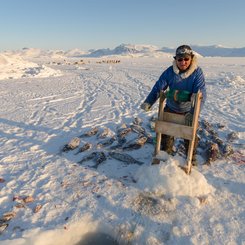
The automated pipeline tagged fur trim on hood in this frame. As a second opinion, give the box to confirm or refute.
[173,55,198,79]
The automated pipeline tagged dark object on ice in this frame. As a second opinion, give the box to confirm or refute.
[91,152,107,168]
[0,223,8,234]
[79,127,99,137]
[148,116,157,131]
[75,143,92,155]
[75,232,119,245]
[130,124,145,134]
[227,132,239,142]
[212,135,224,146]
[222,143,234,157]
[132,117,143,125]
[117,127,132,139]
[197,119,236,164]
[78,152,107,168]
[122,135,147,151]
[97,137,116,148]
[78,152,96,164]
[109,137,127,150]
[109,152,144,165]
[117,137,127,145]
[206,143,220,165]
[0,211,16,222]
[62,137,80,152]
[97,127,110,139]
[200,120,218,139]
[216,123,225,129]
[201,120,212,129]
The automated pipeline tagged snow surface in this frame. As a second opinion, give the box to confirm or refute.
[0,52,244,245]
[0,53,62,80]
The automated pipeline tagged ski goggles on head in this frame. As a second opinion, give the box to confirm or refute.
[176,57,191,62]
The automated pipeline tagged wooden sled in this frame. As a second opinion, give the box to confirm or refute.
[152,91,202,174]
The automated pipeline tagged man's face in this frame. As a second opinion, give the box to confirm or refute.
[176,55,192,71]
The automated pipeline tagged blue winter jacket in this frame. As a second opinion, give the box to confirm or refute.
[144,58,206,113]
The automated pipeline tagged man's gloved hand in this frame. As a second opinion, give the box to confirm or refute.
[140,102,151,112]
[160,91,167,101]
[185,112,193,126]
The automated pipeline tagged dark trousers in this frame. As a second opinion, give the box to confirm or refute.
[160,107,198,158]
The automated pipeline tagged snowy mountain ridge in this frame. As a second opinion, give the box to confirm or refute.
[84,43,245,57]
[2,44,245,59]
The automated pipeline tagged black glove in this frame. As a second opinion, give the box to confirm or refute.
[140,102,151,112]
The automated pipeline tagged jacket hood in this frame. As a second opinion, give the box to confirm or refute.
[173,55,198,79]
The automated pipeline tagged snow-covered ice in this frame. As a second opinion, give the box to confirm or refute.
[0,52,244,245]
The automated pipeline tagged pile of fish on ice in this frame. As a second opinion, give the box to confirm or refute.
[61,117,243,168]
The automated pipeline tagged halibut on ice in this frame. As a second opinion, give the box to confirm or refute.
[109,152,144,165]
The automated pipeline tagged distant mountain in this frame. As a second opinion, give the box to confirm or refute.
[160,45,245,57]
[87,48,112,57]
[3,44,245,59]
[64,48,87,57]
[193,45,245,57]
[84,44,245,58]
[84,44,172,58]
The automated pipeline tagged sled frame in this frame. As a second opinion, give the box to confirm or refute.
[152,91,202,174]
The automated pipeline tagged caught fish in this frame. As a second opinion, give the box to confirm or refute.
[227,132,239,142]
[78,151,107,168]
[62,137,80,152]
[201,121,218,138]
[75,143,92,155]
[199,128,210,139]
[78,152,96,164]
[79,127,99,138]
[132,117,143,125]
[118,137,127,145]
[148,116,157,131]
[117,123,127,131]
[122,135,147,151]
[117,127,132,139]
[213,135,224,146]
[205,142,220,165]
[215,123,225,129]
[136,135,148,145]
[91,152,107,168]
[222,144,234,157]
[201,120,212,129]
[0,212,16,222]
[0,223,8,233]
[109,137,126,150]
[130,124,145,134]
[144,133,154,144]
[97,137,116,148]
[97,127,110,139]
[109,152,144,165]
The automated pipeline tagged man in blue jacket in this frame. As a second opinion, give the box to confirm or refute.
[141,45,206,165]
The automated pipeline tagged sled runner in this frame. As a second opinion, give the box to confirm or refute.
[152,91,202,174]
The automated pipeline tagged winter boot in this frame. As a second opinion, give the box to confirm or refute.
[161,134,174,155]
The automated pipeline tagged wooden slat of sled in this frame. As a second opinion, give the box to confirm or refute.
[155,121,194,140]
[161,112,186,125]
[153,91,202,174]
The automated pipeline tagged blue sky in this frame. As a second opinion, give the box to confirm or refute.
[1,0,244,51]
